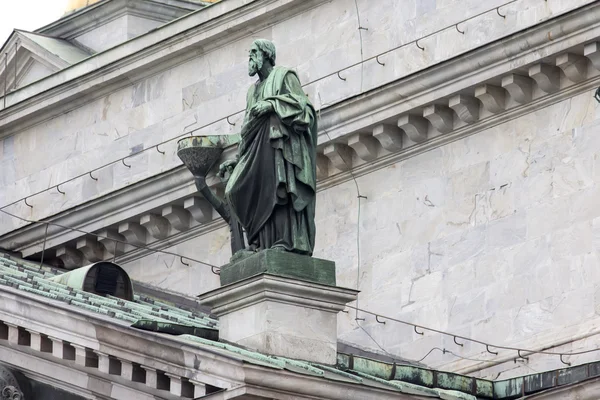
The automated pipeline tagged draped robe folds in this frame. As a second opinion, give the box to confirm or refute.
[224,66,318,255]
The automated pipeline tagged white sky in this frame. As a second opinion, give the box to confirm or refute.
[0,0,69,46]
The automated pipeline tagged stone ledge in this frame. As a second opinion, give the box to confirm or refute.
[198,273,358,315]
[219,249,336,286]
[198,273,358,364]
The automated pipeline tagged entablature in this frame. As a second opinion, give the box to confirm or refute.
[2,2,600,269]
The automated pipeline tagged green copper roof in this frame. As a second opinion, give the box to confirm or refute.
[1,252,597,399]
[0,253,217,330]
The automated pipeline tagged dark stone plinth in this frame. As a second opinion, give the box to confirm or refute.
[219,249,336,286]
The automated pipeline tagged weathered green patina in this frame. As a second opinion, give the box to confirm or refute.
[221,39,318,256]
[219,248,335,286]
[3,252,600,399]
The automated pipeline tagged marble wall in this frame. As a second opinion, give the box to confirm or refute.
[0,0,591,234]
[126,88,600,377]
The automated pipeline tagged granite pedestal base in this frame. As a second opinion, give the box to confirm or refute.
[219,249,336,286]
[198,262,358,364]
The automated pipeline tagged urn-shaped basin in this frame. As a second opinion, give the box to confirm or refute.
[177,136,224,178]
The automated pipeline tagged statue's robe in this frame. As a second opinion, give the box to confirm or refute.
[225,66,317,255]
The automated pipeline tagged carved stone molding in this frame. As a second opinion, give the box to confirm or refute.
[0,365,24,400]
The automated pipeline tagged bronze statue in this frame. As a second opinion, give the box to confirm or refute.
[219,39,318,256]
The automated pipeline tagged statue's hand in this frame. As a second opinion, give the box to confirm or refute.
[218,159,238,179]
[249,101,273,118]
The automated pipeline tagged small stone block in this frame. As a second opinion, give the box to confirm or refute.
[96,351,111,374]
[121,360,133,380]
[190,380,206,397]
[219,249,336,286]
[584,42,600,71]
[142,366,157,388]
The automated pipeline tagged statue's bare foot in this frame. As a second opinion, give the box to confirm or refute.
[230,249,255,263]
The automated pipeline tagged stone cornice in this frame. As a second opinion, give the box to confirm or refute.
[2,2,600,266]
[316,0,600,143]
[36,0,207,40]
[0,285,411,400]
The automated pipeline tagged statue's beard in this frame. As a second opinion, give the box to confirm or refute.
[248,57,263,77]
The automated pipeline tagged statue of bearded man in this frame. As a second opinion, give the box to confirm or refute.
[219,39,318,256]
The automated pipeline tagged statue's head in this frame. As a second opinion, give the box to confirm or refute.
[248,39,276,77]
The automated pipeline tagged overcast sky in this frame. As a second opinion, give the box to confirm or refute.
[0,0,68,46]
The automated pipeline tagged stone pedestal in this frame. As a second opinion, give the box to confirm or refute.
[198,251,358,365]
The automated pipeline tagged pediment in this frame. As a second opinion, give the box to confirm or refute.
[0,30,91,92]
[36,0,210,53]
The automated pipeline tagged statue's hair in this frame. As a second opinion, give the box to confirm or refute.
[253,39,276,66]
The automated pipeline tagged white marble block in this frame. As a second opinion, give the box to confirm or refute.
[198,274,358,365]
